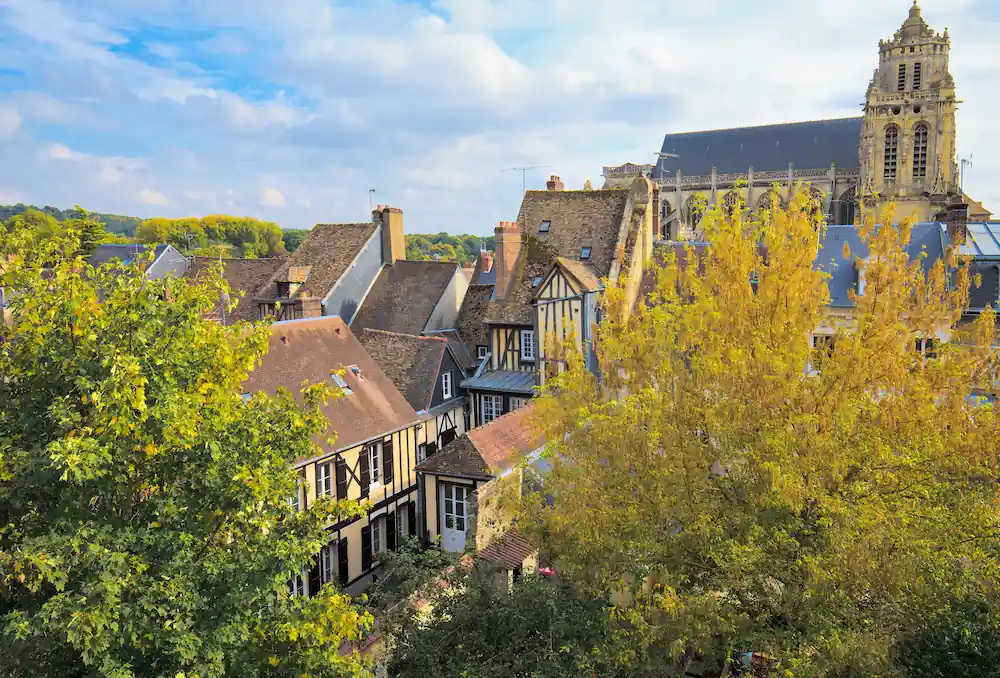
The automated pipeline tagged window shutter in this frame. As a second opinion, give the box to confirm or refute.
[382,438,394,486]
[338,538,349,586]
[361,525,373,571]
[408,501,418,542]
[335,458,348,500]
[307,561,321,598]
[386,511,397,551]
[360,449,370,497]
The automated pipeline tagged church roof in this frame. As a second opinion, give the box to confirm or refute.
[654,117,863,179]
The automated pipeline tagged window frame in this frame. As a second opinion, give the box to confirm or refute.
[291,572,306,598]
[317,461,334,498]
[367,443,382,487]
[319,543,335,584]
[520,329,536,362]
[532,276,544,288]
[913,123,929,179]
[884,125,900,181]
[442,370,454,400]
[539,220,551,233]
[476,345,488,360]
[510,396,530,411]
[580,246,592,260]
[482,394,503,424]
[371,516,384,556]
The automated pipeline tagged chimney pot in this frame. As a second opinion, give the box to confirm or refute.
[546,175,565,191]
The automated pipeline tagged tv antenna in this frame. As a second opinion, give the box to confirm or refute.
[655,152,680,174]
[960,155,973,193]
[502,165,552,194]
[368,188,376,210]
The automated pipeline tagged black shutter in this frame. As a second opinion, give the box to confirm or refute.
[360,448,370,497]
[338,538,349,587]
[361,525,373,571]
[440,428,456,448]
[425,441,438,458]
[382,438,394,486]
[408,501,417,541]
[308,560,321,597]
[387,511,397,551]
[335,458,348,500]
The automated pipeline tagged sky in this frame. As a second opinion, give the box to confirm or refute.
[0,0,997,236]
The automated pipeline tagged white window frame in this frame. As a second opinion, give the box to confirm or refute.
[442,371,454,400]
[291,572,306,598]
[317,461,333,498]
[477,345,488,360]
[371,516,384,556]
[520,330,536,362]
[417,443,428,463]
[368,443,382,487]
[509,397,530,411]
[482,395,503,424]
[319,543,335,584]
[289,476,302,512]
[396,508,407,541]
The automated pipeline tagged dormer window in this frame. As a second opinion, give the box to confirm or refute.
[532,276,543,288]
[332,372,353,395]
[539,220,551,233]
[580,247,592,260]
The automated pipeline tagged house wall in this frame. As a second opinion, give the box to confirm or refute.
[424,268,470,332]
[416,402,466,457]
[469,390,532,429]
[430,349,466,410]
[490,325,535,372]
[422,473,482,546]
[535,269,585,386]
[147,246,190,281]
[325,226,384,325]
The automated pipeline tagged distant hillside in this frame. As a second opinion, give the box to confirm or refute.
[406,233,495,266]
[0,203,143,236]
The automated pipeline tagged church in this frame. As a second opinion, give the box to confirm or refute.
[603,2,992,239]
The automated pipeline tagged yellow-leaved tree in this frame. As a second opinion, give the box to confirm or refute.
[523,187,1000,676]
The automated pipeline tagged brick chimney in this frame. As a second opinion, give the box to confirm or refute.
[376,204,405,266]
[942,200,970,247]
[546,175,565,191]
[493,220,522,300]
[480,250,494,273]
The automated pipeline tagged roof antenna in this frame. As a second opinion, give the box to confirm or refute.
[960,154,973,194]
[502,165,552,195]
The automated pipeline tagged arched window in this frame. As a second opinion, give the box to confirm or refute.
[808,186,825,222]
[722,191,740,218]
[884,125,900,181]
[757,191,780,217]
[660,199,673,238]
[839,186,857,225]
[685,194,706,228]
[913,123,929,179]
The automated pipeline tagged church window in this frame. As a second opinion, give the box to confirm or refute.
[686,194,706,228]
[884,125,899,181]
[722,191,740,218]
[839,187,857,225]
[897,63,906,92]
[913,123,929,179]
[757,191,779,217]
[913,62,922,90]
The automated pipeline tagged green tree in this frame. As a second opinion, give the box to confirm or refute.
[524,190,1000,676]
[282,229,311,253]
[0,225,371,677]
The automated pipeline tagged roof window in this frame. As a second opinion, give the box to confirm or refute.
[539,220,551,233]
[532,276,544,288]
[331,371,353,396]
[580,247,592,260]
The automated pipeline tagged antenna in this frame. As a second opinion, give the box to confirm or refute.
[654,152,680,175]
[368,189,376,210]
[502,165,552,194]
[960,154,973,193]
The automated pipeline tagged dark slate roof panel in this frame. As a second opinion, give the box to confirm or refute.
[461,370,536,395]
[88,244,159,268]
[653,117,863,179]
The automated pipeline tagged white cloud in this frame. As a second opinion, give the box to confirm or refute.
[259,186,286,207]
[139,188,168,205]
[48,143,83,160]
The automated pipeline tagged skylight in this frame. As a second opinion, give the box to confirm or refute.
[539,220,551,233]
[580,247,592,260]
[532,276,543,288]
[332,372,353,395]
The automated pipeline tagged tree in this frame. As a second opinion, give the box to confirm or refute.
[384,564,633,678]
[282,229,311,253]
[0,224,371,677]
[523,188,1000,676]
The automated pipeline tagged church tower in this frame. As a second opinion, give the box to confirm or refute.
[859,1,959,221]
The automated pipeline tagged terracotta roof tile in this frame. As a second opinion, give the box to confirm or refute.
[187,257,286,325]
[414,435,492,480]
[243,317,420,456]
[467,403,544,475]
[479,530,536,570]
[357,329,447,412]
[256,222,378,300]
[351,260,459,335]
[488,189,631,324]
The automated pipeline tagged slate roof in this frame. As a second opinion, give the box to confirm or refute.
[488,189,631,324]
[652,117,863,179]
[968,263,999,311]
[414,435,493,480]
[357,329,448,412]
[88,244,169,268]
[425,328,475,371]
[242,316,420,457]
[351,260,459,335]
[958,223,1000,258]
[479,530,536,570]
[186,256,286,325]
[470,255,497,285]
[257,222,378,300]
[817,222,946,308]
[456,284,494,353]
[461,370,536,395]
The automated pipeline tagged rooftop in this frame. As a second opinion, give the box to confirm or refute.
[455,283,494,354]
[87,243,170,268]
[351,260,459,335]
[186,256,286,325]
[461,370,536,395]
[357,328,448,413]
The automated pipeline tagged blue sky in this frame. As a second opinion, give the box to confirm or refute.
[0,0,997,236]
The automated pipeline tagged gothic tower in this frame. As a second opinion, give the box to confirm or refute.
[859,1,959,221]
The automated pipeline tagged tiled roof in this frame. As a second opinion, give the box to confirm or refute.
[461,370,536,395]
[479,530,536,570]
[553,256,603,292]
[467,403,543,475]
[186,257,286,325]
[414,435,492,480]
[257,222,378,300]
[964,196,993,220]
[88,244,169,268]
[652,117,863,179]
[488,189,631,324]
[351,260,458,335]
[242,316,420,457]
[357,328,447,412]
[456,284,494,353]
[425,328,475,372]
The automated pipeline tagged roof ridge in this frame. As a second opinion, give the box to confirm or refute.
[362,327,448,343]
[469,402,536,439]
[661,116,862,138]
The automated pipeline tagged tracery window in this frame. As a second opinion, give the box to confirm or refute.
[884,125,900,181]
[757,191,780,216]
[685,194,706,228]
[839,186,857,225]
[913,123,929,179]
[722,191,740,218]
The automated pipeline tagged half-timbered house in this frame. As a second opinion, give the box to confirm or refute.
[462,175,656,426]
[243,316,429,594]
[414,404,543,580]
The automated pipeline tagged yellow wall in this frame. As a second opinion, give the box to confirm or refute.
[490,325,534,372]
[536,269,584,385]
